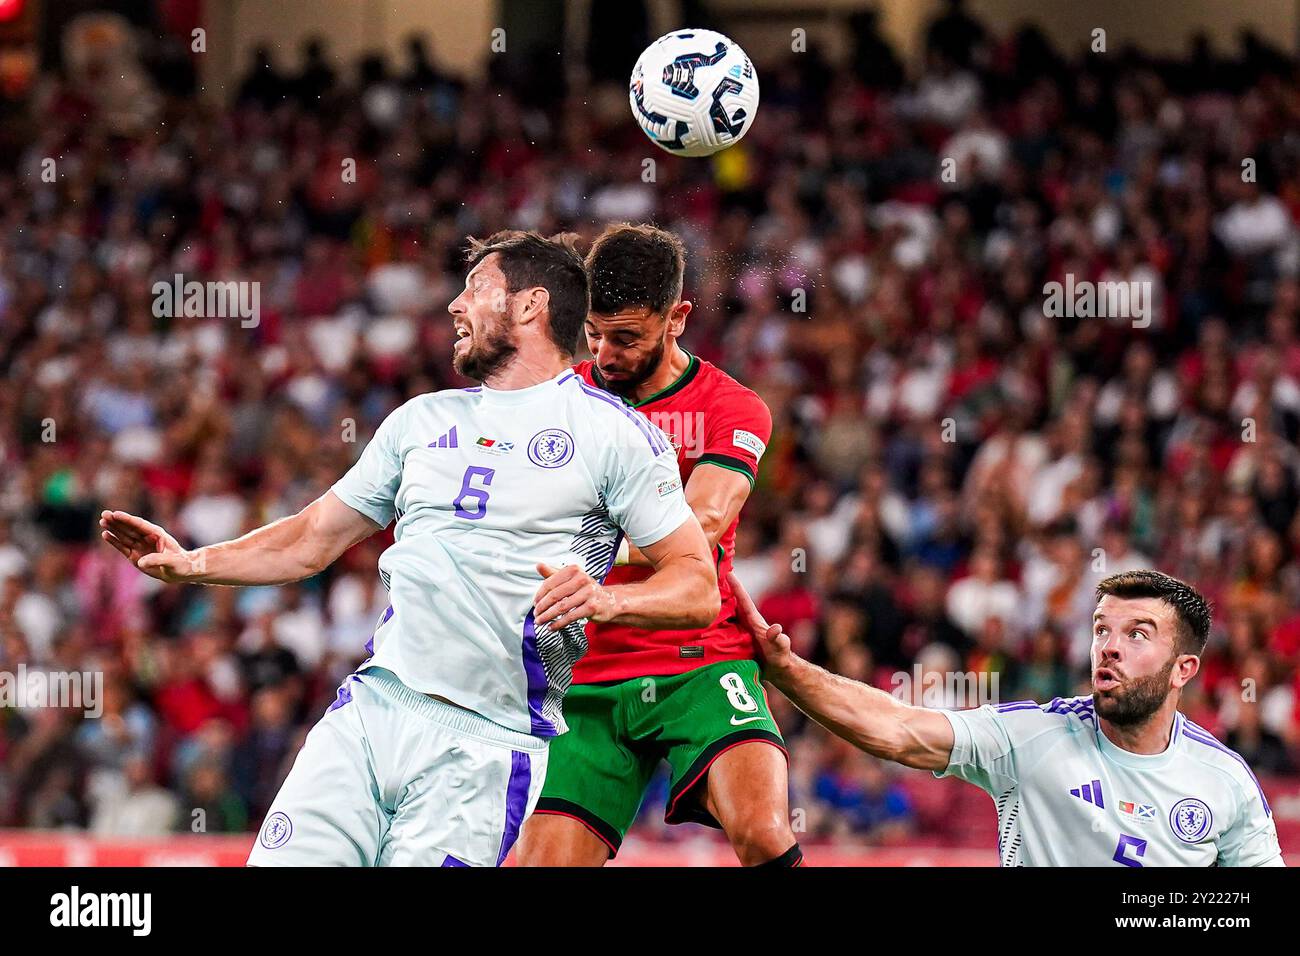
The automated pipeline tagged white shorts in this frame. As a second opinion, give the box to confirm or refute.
[247,667,548,867]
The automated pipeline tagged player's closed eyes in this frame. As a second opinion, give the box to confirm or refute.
[586,328,635,346]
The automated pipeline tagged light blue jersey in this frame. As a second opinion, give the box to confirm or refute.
[939,697,1284,867]
[330,369,692,738]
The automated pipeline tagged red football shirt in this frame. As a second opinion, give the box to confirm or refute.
[572,350,773,683]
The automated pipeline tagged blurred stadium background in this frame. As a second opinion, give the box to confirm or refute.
[2,0,1300,865]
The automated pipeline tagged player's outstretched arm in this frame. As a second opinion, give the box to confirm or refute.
[100,490,382,586]
[728,571,954,772]
[534,515,719,631]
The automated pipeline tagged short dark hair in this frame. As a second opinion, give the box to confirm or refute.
[1095,570,1212,655]
[585,223,686,316]
[465,231,589,355]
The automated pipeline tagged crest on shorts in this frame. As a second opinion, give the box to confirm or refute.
[1168,797,1213,843]
[528,428,574,469]
[260,811,293,849]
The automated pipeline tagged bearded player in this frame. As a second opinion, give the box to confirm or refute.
[102,231,719,866]
[731,567,1283,866]
[516,224,799,867]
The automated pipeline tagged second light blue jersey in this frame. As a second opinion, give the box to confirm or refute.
[938,697,1284,867]
[330,369,692,738]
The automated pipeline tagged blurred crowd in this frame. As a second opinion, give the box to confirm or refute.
[2,3,1299,847]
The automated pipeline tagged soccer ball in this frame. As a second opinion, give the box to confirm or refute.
[629,29,760,158]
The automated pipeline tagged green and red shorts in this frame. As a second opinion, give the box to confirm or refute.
[535,659,785,857]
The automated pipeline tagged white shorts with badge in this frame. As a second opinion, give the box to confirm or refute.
[247,667,548,867]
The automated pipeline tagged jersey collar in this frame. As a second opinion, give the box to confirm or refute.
[1094,710,1183,771]
[476,370,572,406]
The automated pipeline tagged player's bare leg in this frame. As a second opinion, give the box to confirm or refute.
[516,812,610,867]
[702,741,800,866]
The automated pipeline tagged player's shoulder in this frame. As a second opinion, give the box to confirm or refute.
[558,370,673,456]
[969,696,1098,735]
[694,355,768,409]
[1037,695,1101,726]
[1177,716,1273,811]
[408,385,483,405]
[691,357,772,451]
[394,386,480,418]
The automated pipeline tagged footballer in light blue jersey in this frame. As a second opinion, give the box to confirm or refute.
[941,696,1280,866]
[730,568,1285,867]
[101,231,719,866]
[330,366,694,737]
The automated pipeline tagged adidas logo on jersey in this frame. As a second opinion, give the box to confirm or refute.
[428,426,458,449]
[1069,779,1105,808]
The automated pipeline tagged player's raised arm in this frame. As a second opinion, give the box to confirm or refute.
[100,490,382,587]
[104,395,410,587]
[728,571,954,771]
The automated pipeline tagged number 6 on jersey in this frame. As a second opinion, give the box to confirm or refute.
[453,466,494,520]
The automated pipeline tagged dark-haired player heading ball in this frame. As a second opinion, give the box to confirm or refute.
[517,224,800,866]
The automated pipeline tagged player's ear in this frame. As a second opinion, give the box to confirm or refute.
[516,286,550,326]
[1172,653,1200,688]
[666,300,691,337]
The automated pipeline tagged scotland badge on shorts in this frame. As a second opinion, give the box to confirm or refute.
[1169,797,1212,843]
[528,428,574,468]
[260,811,293,849]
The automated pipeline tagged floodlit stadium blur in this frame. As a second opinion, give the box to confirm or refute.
[0,0,1298,866]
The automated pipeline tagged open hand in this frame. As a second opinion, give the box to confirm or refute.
[100,510,200,583]
[727,570,793,675]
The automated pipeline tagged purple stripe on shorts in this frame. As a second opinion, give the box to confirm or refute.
[496,751,532,866]
[441,854,470,867]
[520,611,553,736]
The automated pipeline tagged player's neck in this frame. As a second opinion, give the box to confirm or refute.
[630,344,692,404]
[482,350,570,391]
[1098,701,1179,755]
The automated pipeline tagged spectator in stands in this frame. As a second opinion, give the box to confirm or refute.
[89,752,179,837]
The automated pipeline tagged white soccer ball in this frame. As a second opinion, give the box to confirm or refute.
[629,29,760,158]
